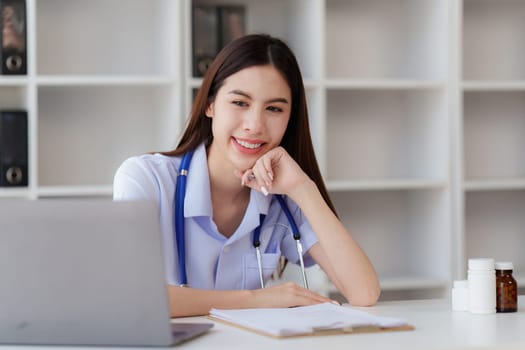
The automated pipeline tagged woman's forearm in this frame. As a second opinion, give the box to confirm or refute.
[288,179,381,306]
[167,282,337,317]
[167,286,254,317]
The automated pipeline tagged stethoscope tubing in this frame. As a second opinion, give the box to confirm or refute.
[174,150,194,286]
[175,151,308,289]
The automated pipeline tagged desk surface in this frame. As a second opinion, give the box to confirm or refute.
[173,297,525,350]
[1,298,524,350]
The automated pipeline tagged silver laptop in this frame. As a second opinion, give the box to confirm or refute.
[0,199,212,346]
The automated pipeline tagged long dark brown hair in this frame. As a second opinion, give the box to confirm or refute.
[164,34,336,215]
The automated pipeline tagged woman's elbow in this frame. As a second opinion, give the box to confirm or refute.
[346,285,381,307]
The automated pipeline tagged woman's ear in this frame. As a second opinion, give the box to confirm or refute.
[205,103,214,118]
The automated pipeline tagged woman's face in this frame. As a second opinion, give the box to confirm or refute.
[206,65,291,173]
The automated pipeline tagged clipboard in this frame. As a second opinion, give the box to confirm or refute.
[208,303,415,339]
[208,315,414,339]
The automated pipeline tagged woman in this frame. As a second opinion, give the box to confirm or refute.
[114,34,380,317]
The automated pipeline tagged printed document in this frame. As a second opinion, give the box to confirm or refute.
[209,302,411,337]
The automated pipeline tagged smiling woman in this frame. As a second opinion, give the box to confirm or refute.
[206,65,291,168]
[113,34,380,317]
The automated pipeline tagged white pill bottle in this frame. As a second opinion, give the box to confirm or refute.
[468,258,496,314]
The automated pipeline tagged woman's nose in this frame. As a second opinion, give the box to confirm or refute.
[243,108,264,133]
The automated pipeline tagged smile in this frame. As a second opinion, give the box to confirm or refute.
[234,138,263,149]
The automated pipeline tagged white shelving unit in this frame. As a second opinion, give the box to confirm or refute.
[1,0,184,199]
[459,0,525,288]
[186,0,451,299]
[1,0,524,299]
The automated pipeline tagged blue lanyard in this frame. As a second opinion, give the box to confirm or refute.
[174,151,308,288]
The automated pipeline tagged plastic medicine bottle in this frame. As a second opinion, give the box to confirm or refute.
[451,280,468,311]
[495,261,517,313]
[468,258,496,314]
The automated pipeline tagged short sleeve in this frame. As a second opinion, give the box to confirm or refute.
[113,157,160,201]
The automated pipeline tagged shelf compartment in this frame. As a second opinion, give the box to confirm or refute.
[330,189,451,285]
[465,191,525,287]
[36,0,180,75]
[190,0,323,80]
[463,0,525,81]
[326,89,448,181]
[0,86,29,109]
[463,91,525,179]
[325,0,447,80]
[37,85,181,187]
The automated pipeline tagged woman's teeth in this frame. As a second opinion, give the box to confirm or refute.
[236,139,262,149]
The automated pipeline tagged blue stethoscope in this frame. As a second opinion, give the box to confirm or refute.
[174,150,309,289]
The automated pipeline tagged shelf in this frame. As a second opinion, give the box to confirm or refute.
[191,77,321,90]
[327,179,447,191]
[325,79,445,90]
[37,186,113,197]
[379,276,449,291]
[36,76,176,86]
[465,178,525,192]
[0,77,29,86]
[326,275,448,294]
[463,81,525,91]
[0,188,33,199]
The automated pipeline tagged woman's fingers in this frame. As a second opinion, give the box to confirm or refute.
[237,163,272,196]
[254,282,339,308]
[237,168,262,193]
[237,147,302,197]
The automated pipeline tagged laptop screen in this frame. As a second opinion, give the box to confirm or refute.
[0,199,182,346]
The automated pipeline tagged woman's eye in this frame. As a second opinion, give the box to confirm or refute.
[267,106,283,113]
[232,100,248,107]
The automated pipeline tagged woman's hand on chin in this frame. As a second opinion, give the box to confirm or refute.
[233,147,309,197]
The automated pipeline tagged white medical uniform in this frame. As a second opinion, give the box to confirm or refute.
[113,143,318,290]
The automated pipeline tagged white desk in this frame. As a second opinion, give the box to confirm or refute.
[173,297,525,350]
[1,298,524,349]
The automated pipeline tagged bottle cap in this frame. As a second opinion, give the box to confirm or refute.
[495,261,513,270]
[468,258,494,270]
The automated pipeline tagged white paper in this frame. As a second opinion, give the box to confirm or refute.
[209,302,408,337]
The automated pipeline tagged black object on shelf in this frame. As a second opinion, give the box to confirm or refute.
[192,4,245,77]
[1,0,27,75]
[0,110,28,187]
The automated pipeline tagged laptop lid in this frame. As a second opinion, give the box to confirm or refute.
[0,199,212,346]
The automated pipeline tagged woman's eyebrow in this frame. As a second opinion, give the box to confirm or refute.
[228,89,252,100]
[228,89,289,104]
